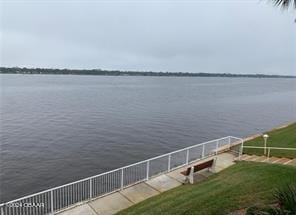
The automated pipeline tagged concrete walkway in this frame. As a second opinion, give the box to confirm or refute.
[56,152,236,215]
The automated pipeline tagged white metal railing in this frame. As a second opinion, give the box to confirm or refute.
[242,146,296,159]
[0,136,243,215]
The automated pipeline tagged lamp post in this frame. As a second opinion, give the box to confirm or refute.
[263,134,269,155]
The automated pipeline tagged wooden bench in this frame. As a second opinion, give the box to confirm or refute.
[181,159,215,184]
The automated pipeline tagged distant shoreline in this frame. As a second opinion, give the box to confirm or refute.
[0,67,295,78]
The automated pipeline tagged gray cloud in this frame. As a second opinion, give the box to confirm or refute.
[1,0,295,75]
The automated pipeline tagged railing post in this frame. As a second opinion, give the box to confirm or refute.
[90,178,92,199]
[238,139,244,160]
[215,140,219,155]
[51,190,54,214]
[146,160,150,180]
[121,168,124,190]
[186,149,189,164]
[168,154,171,171]
[267,148,271,161]
[202,144,205,158]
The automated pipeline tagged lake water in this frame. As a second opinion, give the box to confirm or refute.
[0,74,295,202]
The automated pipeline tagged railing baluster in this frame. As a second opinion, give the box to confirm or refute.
[50,190,54,214]
[67,186,69,208]
[37,194,39,215]
[58,189,60,211]
[186,149,189,164]
[146,161,150,180]
[240,140,244,160]
[90,178,93,199]
[168,154,171,171]
[202,144,205,158]
[216,140,219,155]
[121,168,124,190]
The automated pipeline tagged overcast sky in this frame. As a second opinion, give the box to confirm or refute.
[0,0,295,75]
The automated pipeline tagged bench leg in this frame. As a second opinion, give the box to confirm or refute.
[209,158,217,173]
[189,174,194,184]
[189,167,194,184]
[183,176,189,184]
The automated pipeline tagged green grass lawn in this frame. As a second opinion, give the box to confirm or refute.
[118,162,296,215]
[243,122,296,158]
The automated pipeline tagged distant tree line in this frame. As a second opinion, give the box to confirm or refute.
[0,67,295,78]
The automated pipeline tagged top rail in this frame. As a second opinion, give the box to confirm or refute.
[243,146,296,150]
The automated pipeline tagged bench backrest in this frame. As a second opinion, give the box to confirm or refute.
[181,159,214,176]
[193,159,214,172]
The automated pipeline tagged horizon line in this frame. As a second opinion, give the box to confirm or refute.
[0,66,295,78]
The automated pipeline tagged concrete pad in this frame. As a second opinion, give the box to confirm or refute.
[146,174,181,192]
[212,165,224,173]
[166,166,188,183]
[215,154,235,170]
[57,204,97,215]
[120,182,159,204]
[217,153,235,163]
[89,192,133,215]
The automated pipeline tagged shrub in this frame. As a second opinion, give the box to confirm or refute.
[274,183,296,213]
[246,182,296,215]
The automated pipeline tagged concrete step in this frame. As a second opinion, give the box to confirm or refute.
[265,157,282,163]
[248,155,261,161]
[243,155,256,161]
[283,159,294,165]
[241,155,296,166]
[241,154,250,160]
[287,159,296,166]
[255,156,268,162]
[241,154,251,160]
[275,158,292,165]
[242,155,260,161]
[272,158,284,164]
